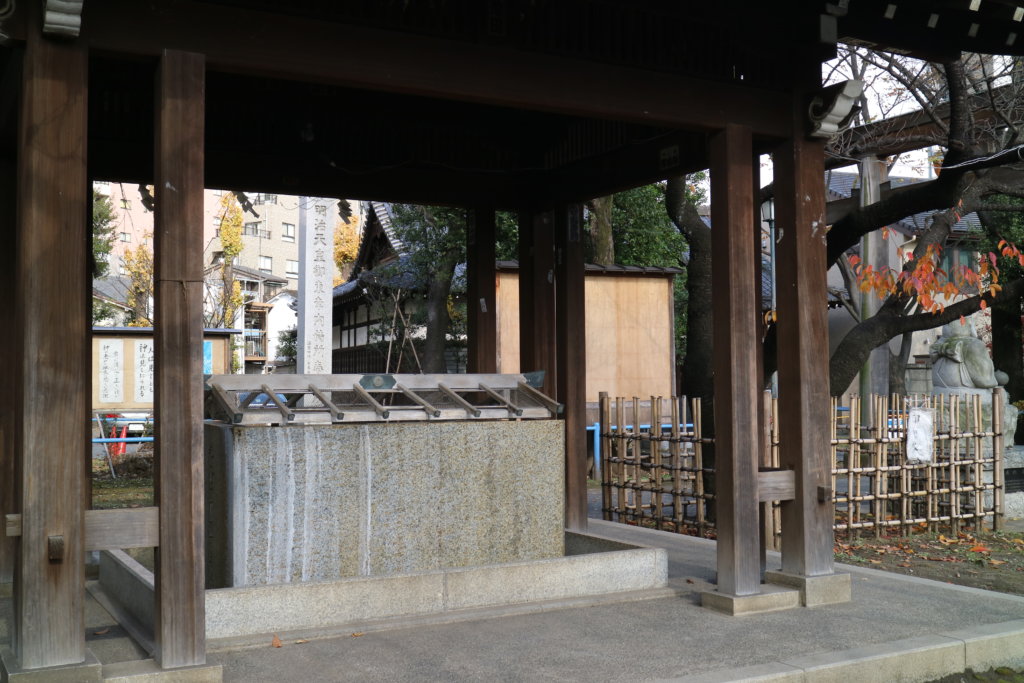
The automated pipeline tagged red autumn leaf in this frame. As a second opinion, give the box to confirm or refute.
[969,545,990,553]
[271,634,282,648]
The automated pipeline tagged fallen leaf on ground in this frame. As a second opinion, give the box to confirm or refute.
[989,559,1007,566]
[93,628,110,636]
[351,632,364,638]
[271,635,282,648]
[969,545,990,553]
[868,559,882,564]
[295,639,309,644]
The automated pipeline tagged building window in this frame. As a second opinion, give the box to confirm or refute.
[94,181,110,195]
[282,223,296,242]
[259,256,272,273]
[212,189,223,197]
[212,217,221,227]
[120,198,131,210]
[119,264,127,276]
[286,259,299,278]
[244,222,270,238]
[120,232,131,242]
[255,193,277,205]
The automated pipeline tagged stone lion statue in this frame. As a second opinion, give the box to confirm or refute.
[931,320,998,390]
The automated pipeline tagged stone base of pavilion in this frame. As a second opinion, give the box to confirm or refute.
[7,519,1023,680]
[89,528,673,649]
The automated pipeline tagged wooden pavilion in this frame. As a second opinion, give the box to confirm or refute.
[1,1,1021,679]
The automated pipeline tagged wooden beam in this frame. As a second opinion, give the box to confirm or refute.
[555,205,587,531]
[81,1,792,137]
[84,508,160,551]
[14,16,89,668]
[467,207,498,374]
[153,49,206,669]
[709,124,761,597]
[518,210,557,396]
[774,117,835,578]
[757,471,795,503]
[5,509,160,551]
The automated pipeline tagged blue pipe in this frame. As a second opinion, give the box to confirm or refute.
[92,437,154,444]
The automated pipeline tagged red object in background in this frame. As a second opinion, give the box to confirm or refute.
[107,424,128,457]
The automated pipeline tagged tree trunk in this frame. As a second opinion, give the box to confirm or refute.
[888,333,913,396]
[992,293,1024,402]
[666,178,713,400]
[589,195,614,265]
[422,254,459,373]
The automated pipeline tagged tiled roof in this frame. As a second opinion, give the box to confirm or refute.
[825,170,981,237]
[92,276,132,306]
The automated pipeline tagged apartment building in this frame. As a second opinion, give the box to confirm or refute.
[95,183,361,373]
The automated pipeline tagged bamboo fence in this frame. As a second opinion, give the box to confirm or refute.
[599,390,1005,545]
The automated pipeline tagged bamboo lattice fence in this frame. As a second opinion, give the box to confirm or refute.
[599,390,1005,545]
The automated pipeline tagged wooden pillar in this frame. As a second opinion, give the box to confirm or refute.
[467,206,497,373]
[12,17,89,669]
[773,121,834,578]
[709,124,761,596]
[555,205,587,531]
[0,157,16,587]
[154,49,206,668]
[518,210,557,395]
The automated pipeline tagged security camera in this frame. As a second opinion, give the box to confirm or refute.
[808,79,864,138]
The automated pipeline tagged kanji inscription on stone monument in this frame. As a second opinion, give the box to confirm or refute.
[298,197,336,374]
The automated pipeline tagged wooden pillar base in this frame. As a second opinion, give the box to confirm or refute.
[0,648,100,683]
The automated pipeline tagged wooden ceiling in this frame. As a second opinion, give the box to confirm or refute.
[3,1,1021,207]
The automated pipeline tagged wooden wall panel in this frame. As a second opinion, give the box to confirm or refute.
[496,271,520,373]
[498,272,674,402]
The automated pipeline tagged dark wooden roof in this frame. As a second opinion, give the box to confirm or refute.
[2,1,1020,209]
[833,0,1024,60]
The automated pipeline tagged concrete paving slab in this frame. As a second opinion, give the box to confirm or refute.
[943,619,1024,670]
[780,634,964,682]
[204,520,1024,682]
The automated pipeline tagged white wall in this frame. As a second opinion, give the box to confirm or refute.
[266,292,298,368]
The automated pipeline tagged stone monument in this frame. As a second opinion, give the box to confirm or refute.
[930,320,1017,449]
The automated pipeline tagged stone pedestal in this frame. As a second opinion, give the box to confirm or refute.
[205,420,565,587]
[700,584,801,615]
[0,648,100,683]
[764,570,852,606]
